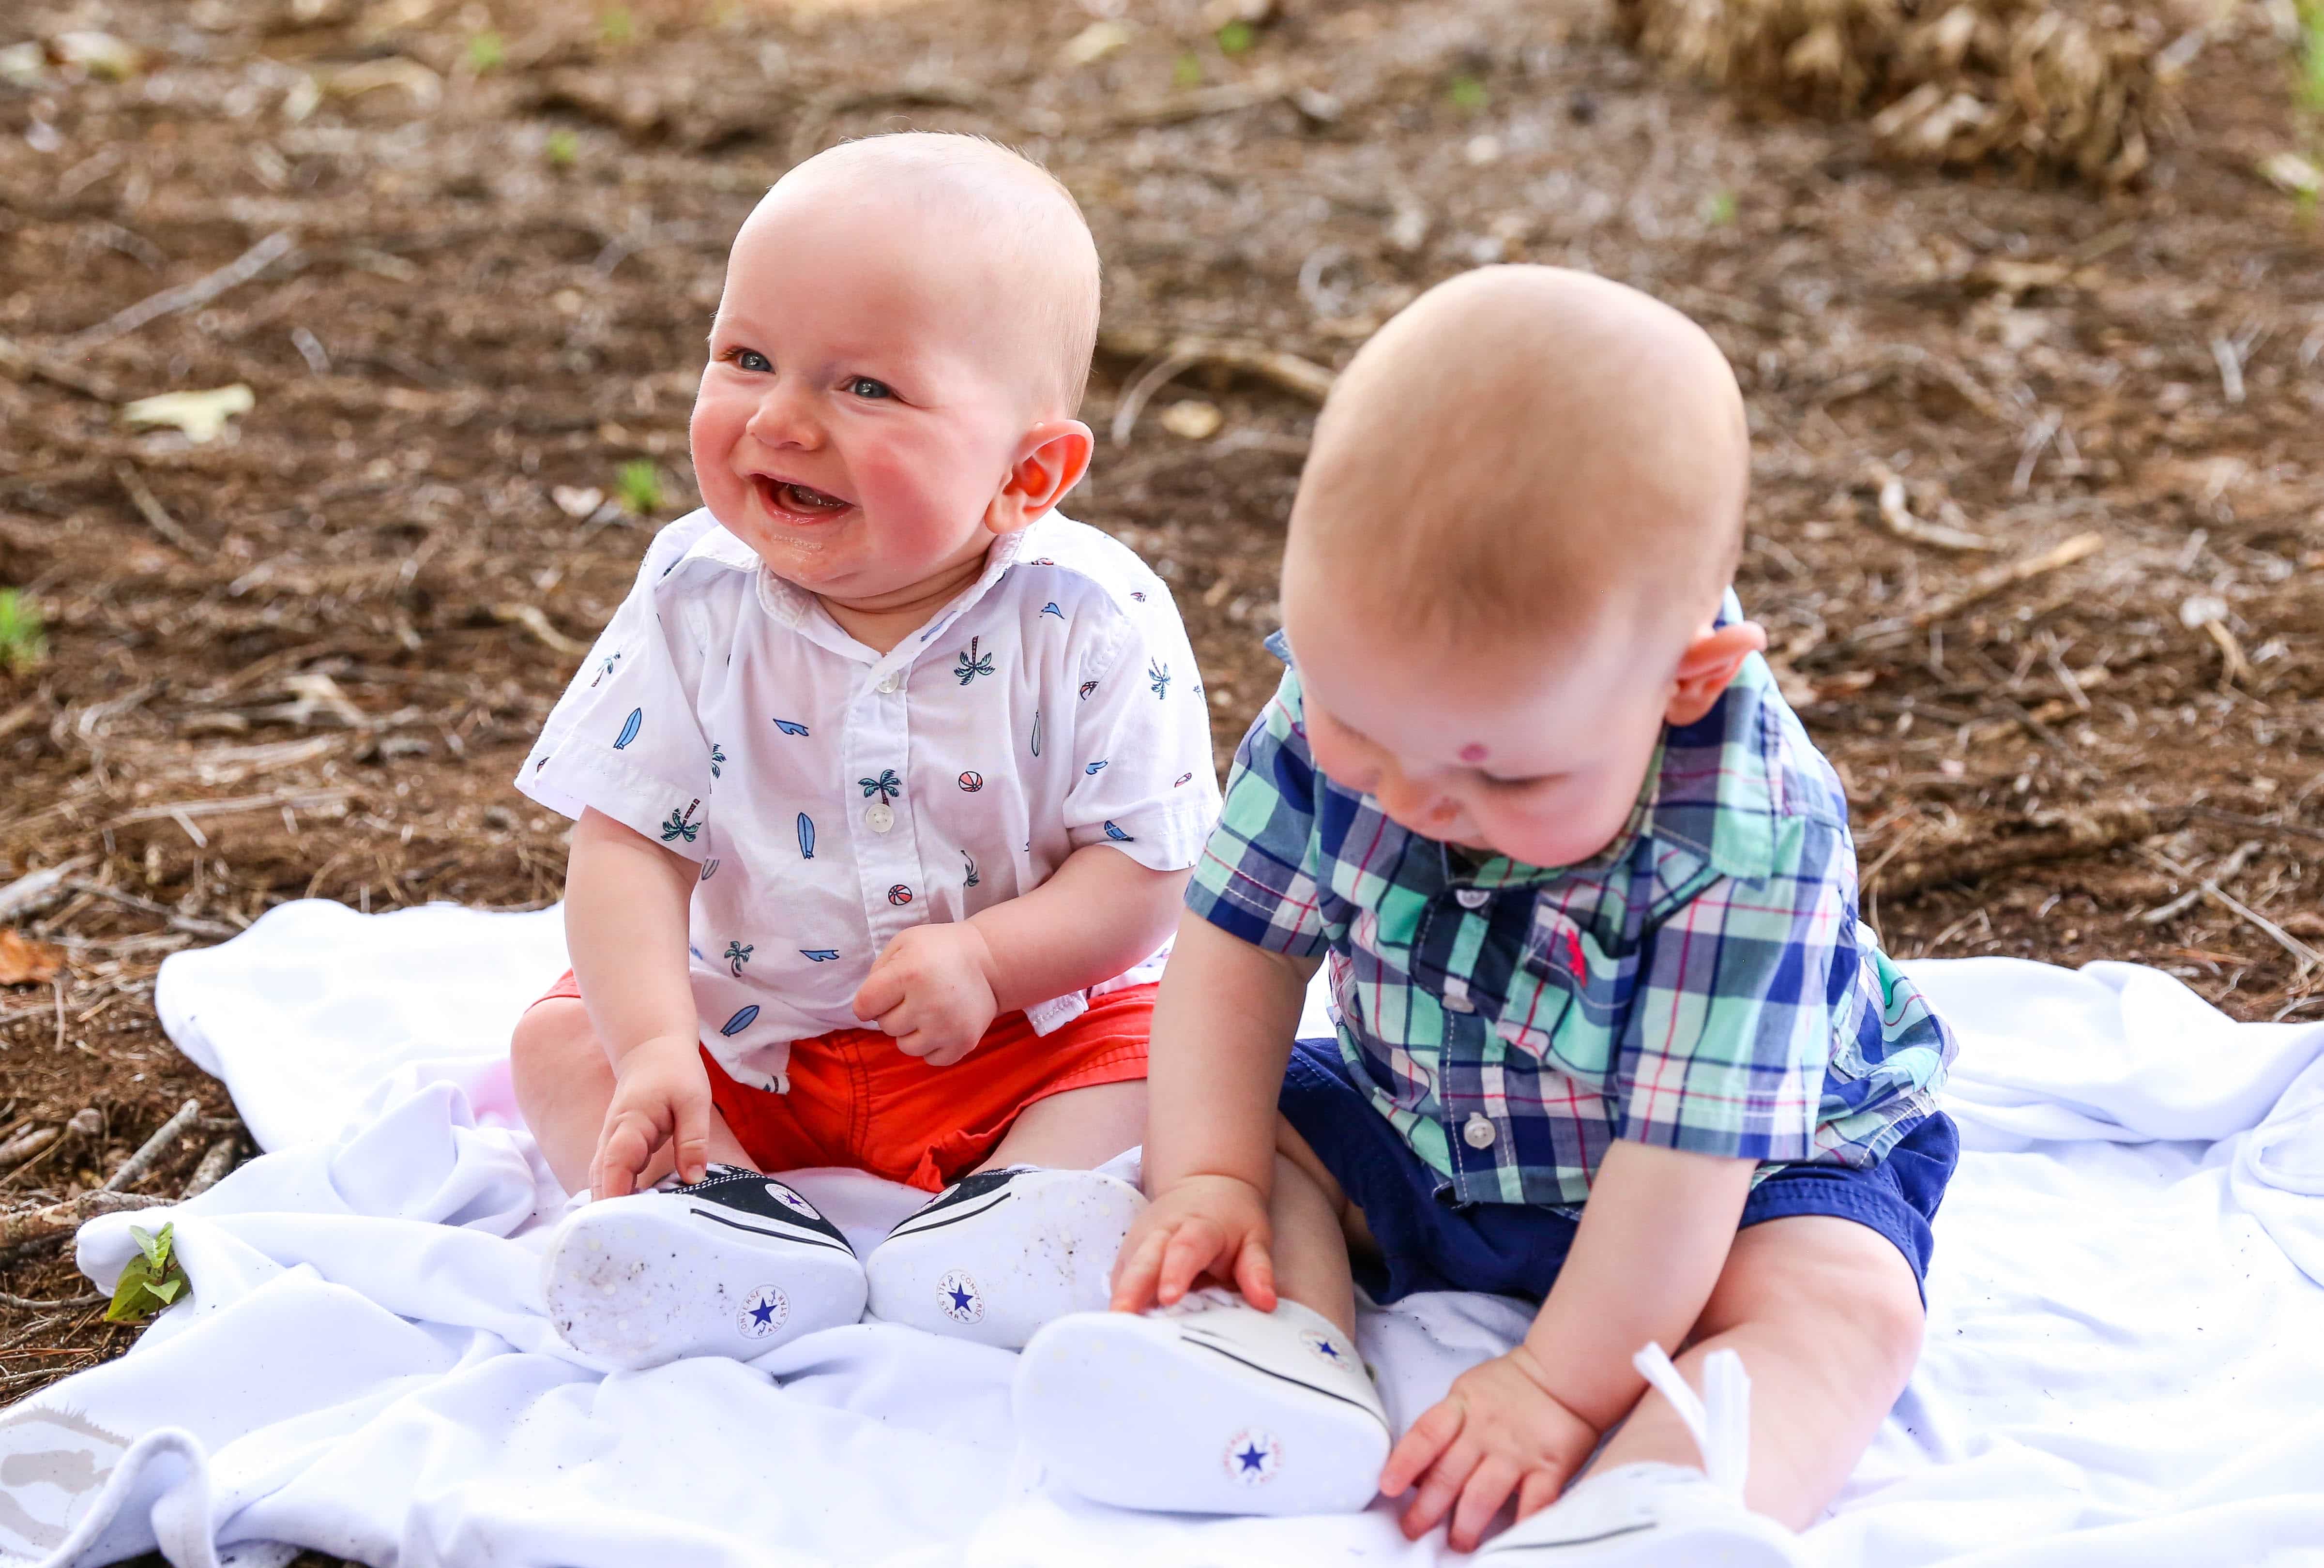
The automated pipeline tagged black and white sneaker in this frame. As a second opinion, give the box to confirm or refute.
[541,1164,866,1370]
[863,1164,1144,1349]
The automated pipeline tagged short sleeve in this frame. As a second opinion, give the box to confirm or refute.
[1613,814,1844,1161]
[1182,665,1331,959]
[514,545,719,861]
[1059,592,1220,872]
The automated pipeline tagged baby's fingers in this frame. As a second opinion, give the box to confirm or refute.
[1154,1220,1229,1305]
[593,1114,656,1200]
[852,966,908,1027]
[1513,1469,1562,1524]
[1447,1456,1520,1553]
[1231,1234,1278,1312]
[1109,1226,1171,1312]
[1380,1396,1463,1498]
[670,1090,711,1187]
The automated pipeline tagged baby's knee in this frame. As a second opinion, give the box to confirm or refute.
[509,998,597,1090]
[1714,1219,1926,1381]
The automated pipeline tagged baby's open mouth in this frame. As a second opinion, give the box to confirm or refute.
[755,475,853,519]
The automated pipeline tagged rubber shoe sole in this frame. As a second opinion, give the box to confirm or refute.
[541,1185,866,1370]
[865,1166,1144,1349]
[1014,1307,1389,1516]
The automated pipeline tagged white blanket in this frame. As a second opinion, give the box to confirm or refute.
[6,898,2324,1568]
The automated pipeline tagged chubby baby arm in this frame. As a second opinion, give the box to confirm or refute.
[1384,1140,1757,1547]
[565,807,714,1196]
[850,844,1189,1065]
[1109,915,1318,1313]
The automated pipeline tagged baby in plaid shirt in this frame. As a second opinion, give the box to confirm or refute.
[1015,267,1959,1562]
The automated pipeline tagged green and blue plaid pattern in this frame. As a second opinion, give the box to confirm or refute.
[1187,632,1954,1206]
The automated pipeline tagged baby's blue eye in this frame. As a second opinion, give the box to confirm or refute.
[732,348,771,373]
[848,377,892,400]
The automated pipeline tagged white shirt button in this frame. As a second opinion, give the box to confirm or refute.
[1462,1114,1497,1150]
[1454,888,1491,910]
[1442,992,1475,1014]
[876,673,900,694]
[865,802,895,833]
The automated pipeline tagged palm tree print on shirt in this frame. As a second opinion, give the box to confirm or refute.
[661,799,702,843]
[954,637,995,685]
[724,941,754,977]
[1148,659,1171,699]
[859,769,902,801]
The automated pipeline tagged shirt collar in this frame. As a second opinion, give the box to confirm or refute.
[736,513,1047,666]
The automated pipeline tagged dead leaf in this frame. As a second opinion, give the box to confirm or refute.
[122,384,255,444]
[1159,399,1224,440]
[0,928,64,986]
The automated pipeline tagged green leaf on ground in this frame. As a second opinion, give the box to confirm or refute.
[107,1222,191,1324]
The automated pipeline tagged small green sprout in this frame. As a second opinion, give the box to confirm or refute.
[466,31,505,74]
[1216,20,1255,55]
[546,128,579,168]
[617,460,664,515]
[600,7,635,46]
[1701,190,1739,226]
[106,1223,191,1324]
[1173,51,1202,90]
[1448,75,1489,112]
[0,589,45,677]
[2298,0,2324,111]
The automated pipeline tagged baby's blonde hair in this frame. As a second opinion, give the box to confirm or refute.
[1288,266,1748,662]
[772,132,1102,416]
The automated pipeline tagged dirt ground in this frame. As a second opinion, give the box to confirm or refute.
[1,0,2320,1514]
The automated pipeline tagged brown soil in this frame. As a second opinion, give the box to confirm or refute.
[2,0,2321,1543]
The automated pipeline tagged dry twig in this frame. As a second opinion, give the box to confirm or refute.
[2137,846,2322,976]
[60,230,299,358]
[0,1190,168,1251]
[0,858,97,924]
[114,464,211,558]
[102,1099,202,1193]
[1099,327,1335,444]
[0,333,117,401]
[1867,800,2153,896]
[1866,462,1995,552]
[491,603,590,656]
[1850,531,2102,643]
[182,1138,240,1199]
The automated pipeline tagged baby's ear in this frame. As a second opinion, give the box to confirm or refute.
[988,420,1094,535]
[1664,620,1767,726]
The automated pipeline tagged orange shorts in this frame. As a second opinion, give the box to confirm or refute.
[528,973,1153,1191]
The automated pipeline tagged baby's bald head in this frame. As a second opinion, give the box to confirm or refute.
[1286,266,1749,666]
[747,133,1101,416]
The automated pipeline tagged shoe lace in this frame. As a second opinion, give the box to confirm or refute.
[1631,1342,1750,1499]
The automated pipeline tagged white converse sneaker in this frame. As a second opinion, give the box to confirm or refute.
[1014,1287,1391,1516]
[541,1164,866,1370]
[1477,1345,1805,1566]
[864,1165,1145,1349]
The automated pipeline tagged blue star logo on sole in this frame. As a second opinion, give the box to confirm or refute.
[1222,1428,1281,1485]
[1299,1328,1348,1368]
[764,1182,816,1216]
[736,1284,790,1340]
[935,1268,985,1324]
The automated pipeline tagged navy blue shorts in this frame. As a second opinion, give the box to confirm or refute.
[1278,1037,1959,1307]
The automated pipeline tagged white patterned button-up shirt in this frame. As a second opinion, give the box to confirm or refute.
[517,509,1219,1092]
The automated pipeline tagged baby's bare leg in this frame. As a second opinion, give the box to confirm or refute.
[979,1079,1148,1172]
[1585,1214,1926,1529]
[510,997,753,1197]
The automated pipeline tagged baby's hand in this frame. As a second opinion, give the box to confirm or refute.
[1110,1173,1277,1313]
[592,1033,714,1199]
[852,923,1002,1067]
[1380,1344,1600,1551]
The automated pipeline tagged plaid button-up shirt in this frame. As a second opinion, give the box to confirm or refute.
[1186,627,1955,1207]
